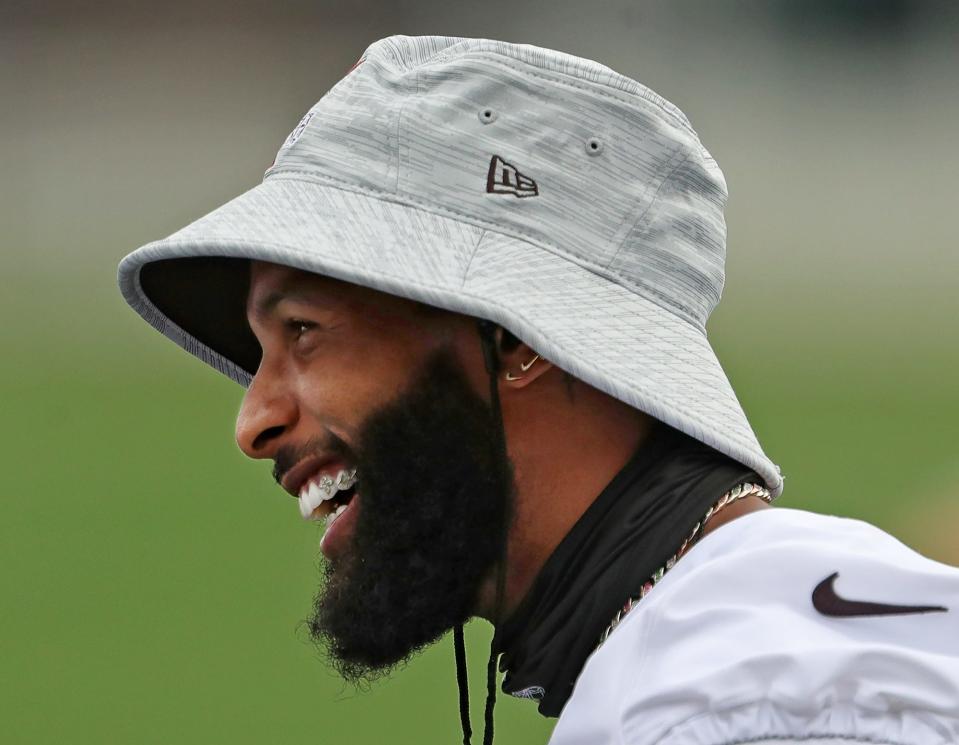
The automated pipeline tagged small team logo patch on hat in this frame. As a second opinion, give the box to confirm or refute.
[281,110,316,150]
[486,155,539,198]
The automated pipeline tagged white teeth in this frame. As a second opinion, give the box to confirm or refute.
[299,494,313,520]
[298,467,358,522]
[324,502,349,527]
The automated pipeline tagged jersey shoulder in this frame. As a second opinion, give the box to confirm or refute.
[549,509,959,745]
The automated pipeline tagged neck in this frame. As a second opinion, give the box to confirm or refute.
[473,382,654,622]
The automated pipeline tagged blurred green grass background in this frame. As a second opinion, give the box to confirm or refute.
[3,3,957,743]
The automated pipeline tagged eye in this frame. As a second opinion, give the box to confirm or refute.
[284,318,317,340]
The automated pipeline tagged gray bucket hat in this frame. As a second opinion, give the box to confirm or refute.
[117,35,782,496]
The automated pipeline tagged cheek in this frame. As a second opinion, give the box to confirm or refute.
[291,359,360,432]
[290,339,420,431]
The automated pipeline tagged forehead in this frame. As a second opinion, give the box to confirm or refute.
[249,261,373,308]
[246,261,436,322]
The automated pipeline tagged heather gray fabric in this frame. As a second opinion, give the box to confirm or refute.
[738,741,892,745]
[117,35,783,495]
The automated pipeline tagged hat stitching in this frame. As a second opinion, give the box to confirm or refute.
[605,147,695,271]
[602,142,692,275]
[390,69,415,194]
[460,228,489,289]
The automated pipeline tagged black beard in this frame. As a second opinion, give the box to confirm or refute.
[305,345,514,683]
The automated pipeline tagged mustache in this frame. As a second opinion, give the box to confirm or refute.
[271,434,353,487]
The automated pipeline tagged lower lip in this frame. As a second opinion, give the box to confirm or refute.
[320,493,360,560]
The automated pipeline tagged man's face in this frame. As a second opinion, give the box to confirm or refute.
[237,261,514,682]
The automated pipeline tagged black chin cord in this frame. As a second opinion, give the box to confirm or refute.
[452,320,510,745]
[453,624,472,745]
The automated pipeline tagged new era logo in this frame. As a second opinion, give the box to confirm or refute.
[486,155,538,198]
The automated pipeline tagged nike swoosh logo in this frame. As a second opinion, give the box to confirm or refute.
[812,572,948,618]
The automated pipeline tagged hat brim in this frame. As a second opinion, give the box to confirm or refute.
[118,175,781,495]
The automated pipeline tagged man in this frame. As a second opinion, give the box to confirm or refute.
[119,36,959,745]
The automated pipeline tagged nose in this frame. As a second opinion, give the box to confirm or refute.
[235,368,299,459]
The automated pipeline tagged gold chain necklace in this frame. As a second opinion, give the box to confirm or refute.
[596,482,773,648]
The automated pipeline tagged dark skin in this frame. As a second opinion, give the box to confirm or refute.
[235,260,769,620]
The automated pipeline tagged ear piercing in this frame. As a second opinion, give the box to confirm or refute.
[505,354,540,381]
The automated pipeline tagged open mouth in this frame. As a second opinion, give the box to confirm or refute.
[322,484,357,527]
[298,467,358,524]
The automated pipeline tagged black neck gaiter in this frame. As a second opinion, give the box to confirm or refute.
[494,422,758,717]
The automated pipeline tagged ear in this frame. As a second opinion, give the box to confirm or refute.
[497,329,553,389]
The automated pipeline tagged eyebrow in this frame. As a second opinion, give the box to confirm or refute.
[252,287,326,320]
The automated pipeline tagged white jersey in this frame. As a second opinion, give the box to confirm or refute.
[548,508,959,745]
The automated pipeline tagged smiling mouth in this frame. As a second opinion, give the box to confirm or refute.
[298,467,358,525]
